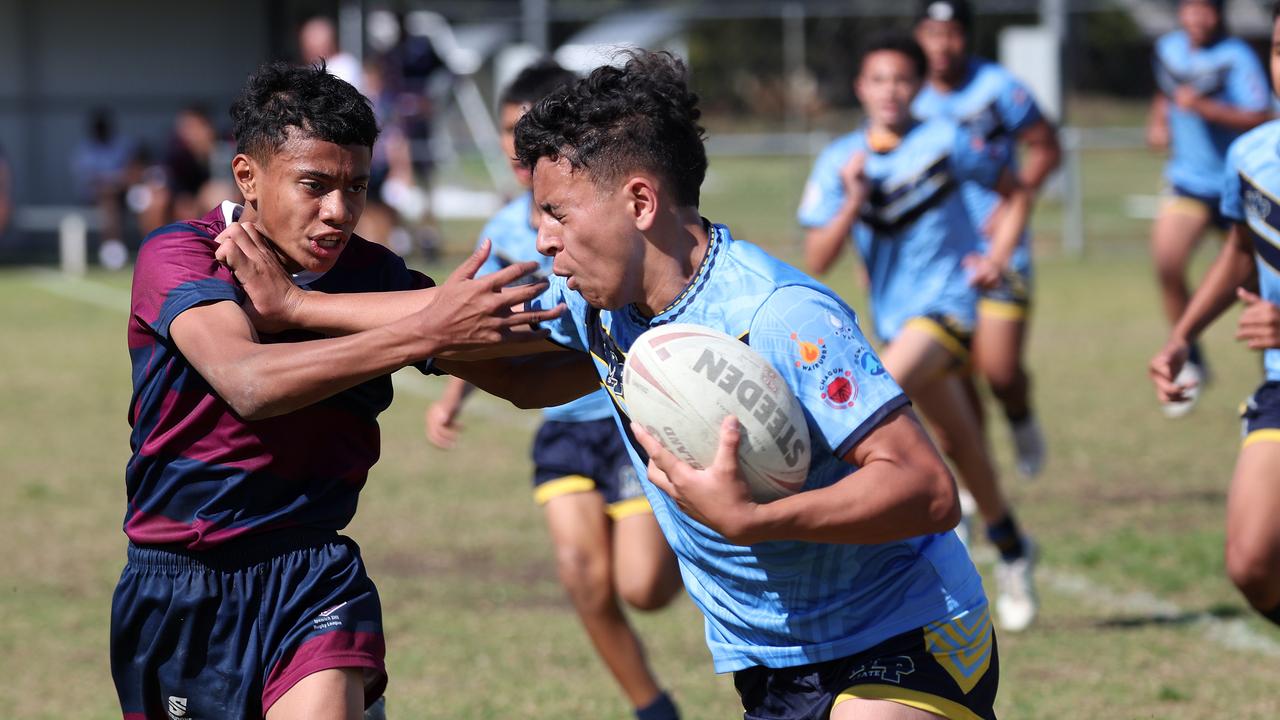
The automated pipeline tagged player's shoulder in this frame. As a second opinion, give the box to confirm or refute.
[969,57,1015,87]
[815,129,868,165]
[136,207,224,263]
[1155,30,1187,55]
[1214,34,1258,61]
[1229,119,1280,167]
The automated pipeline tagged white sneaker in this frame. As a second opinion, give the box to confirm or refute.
[1161,361,1203,419]
[1011,415,1046,479]
[954,488,977,552]
[995,539,1038,633]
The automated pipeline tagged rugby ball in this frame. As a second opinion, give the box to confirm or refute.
[623,323,811,502]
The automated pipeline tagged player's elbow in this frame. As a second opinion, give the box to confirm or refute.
[917,459,961,533]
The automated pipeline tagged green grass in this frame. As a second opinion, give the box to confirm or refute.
[2,147,1278,718]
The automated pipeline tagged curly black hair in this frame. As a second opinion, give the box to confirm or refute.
[231,61,378,160]
[859,33,928,81]
[514,50,707,207]
[499,59,578,108]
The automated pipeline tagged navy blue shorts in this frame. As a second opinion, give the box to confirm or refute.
[1165,184,1229,230]
[733,607,999,720]
[532,418,650,519]
[902,312,974,367]
[978,267,1032,321]
[111,529,386,719]
[1242,380,1280,446]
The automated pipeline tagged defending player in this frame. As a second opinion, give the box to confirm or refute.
[1149,2,1280,627]
[223,51,1001,720]
[1147,0,1271,417]
[113,62,564,720]
[911,0,1061,477]
[424,61,684,720]
[800,34,1039,633]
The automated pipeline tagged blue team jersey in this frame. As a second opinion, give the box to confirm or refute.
[476,193,614,422]
[1221,120,1280,381]
[1155,31,1270,198]
[798,119,1004,342]
[528,223,986,672]
[912,58,1042,276]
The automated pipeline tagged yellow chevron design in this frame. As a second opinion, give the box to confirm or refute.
[924,610,993,694]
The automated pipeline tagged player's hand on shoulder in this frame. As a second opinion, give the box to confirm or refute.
[424,401,462,449]
[632,416,762,545]
[1148,339,1193,402]
[421,239,566,355]
[214,222,305,334]
[1236,287,1280,350]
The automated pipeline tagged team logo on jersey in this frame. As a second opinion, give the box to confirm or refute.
[790,333,827,371]
[167,696,189,719]
[1246,187,1271,224]
[857,347,887,377]
[826,312,856,340]
[820,368,858,409]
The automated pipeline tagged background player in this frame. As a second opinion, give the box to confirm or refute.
[800,34,1039,632]
[1147,0,1271,417]
[912,0,1061,478]
[222,50,1000,720]
[1149,0,1280,627]
[114,62,562,720]
[424,61,684,720]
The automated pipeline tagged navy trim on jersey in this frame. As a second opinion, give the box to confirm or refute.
[1155,55,1229,98]
[861,156,957,234]
[140,222,209,248]
[1239,172,1280,274]
[833,394,912,459]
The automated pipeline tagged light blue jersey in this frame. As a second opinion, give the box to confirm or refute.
[913,58,1042,276]
[477,194,614,422]
[798,118,1005,342]
[1155,31,1270,198]
[1221,120,1280,381]
[528,223,986,672]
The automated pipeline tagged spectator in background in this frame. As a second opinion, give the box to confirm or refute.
[71,108,134,267]
[136,105,238,234]
[299,14,363,94]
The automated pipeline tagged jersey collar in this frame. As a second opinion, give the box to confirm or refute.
[632,219,727,326]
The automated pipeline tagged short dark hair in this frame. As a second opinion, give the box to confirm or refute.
[231,61,378,160]
[499,60,577,108]
[859,33,928,80]
[514,50,707,207]
[916,0,972,29]
[1273,0,1279,22]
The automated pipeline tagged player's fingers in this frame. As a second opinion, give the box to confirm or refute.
[486,260,544,289]
[496,279,552,306]
[504,303,567,328]
[631,422,684,478]
[645,459,676,497]
[712,415,742,474]
[1238,286,1262,305]
[447,239,491,283]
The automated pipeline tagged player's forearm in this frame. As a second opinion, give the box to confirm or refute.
[212,318,440,420]
[1196,100,1269,132]
[1171,225,1257,344]
[288,287,438,336]
[737,457,958,545]
[435,351,599,409]
[988,187,1031,268]
[804,201,861,275]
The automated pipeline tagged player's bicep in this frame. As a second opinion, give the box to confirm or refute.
[838,404,945,474]
[169,300,262,392]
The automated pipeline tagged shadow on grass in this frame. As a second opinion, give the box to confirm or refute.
[1094,603,1245,630]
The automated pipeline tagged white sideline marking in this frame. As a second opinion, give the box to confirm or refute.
[970,545,1280,658]
[22,271,538,430]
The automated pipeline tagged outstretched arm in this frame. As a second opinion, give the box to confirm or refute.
[635,407,958,546]
[434,349,601,410]
[1149,223,1257,401]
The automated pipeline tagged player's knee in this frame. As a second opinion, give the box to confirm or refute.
[983,365,1024,399]
[617,570,680,612]
[1225,536,1280,609]
[554,545,612,611]
[1152,252,1187,286]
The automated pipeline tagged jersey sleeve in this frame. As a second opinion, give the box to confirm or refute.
[797,142,853,228]
[995,72,1044,135]
[1226,42,1270,112]
[1152,36,1179,98]
[951,125,1009,191]
[131,228,244,343]
[526,274,590,352]
[748,285,908,458]
[1220,139,1246,224]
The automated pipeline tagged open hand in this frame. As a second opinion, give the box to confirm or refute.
[631,415,761,544]
[423,239,567,355]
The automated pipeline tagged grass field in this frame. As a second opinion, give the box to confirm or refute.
[3,147,1279,719]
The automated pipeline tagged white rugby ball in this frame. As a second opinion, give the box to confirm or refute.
[623,323,811,502]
